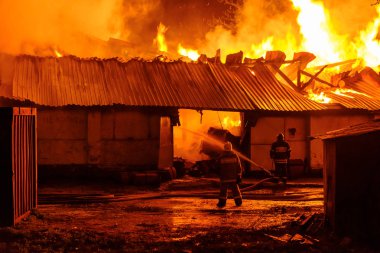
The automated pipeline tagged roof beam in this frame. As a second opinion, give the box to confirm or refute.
[300,70,334,88]
[300,65,328,91]
[269,64,301,92]
[308,59,357,70]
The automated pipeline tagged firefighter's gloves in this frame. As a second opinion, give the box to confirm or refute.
[236,176,242,184]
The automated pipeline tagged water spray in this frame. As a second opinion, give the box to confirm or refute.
[176,126,273,177]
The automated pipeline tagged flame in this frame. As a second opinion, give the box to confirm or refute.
[332,88,373,98]
[154,22,168,52]
[247,37,274,59]
[307,91,332,104]
[355,5,380,69]
[222,116,241,128]
[177,44,200,61]
[291,0,342,65]
[54,49,63,58]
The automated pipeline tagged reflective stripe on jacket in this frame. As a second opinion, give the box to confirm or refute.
[270,140,291,164]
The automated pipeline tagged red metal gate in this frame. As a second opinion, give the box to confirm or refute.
[0,107,37,227]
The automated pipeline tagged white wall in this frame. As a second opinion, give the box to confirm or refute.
[250,116,307,171]
[38,108,163,169]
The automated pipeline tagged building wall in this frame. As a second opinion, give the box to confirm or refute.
[250,115,307,171]
[38,109,88,164]
[249,112,374,172]
[310,113,372,169]
[38,108,163,170]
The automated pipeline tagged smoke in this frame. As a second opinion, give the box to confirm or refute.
[0,0,378,59]
[201,0,379,61]
[202,0,300,59]
[0,0,122,57]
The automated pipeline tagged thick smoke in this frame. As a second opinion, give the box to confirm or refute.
[202,0,299,59]
[0,0,378,59]
[0,0,125,57]
[202,0,379,60]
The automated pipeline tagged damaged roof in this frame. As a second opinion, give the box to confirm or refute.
[232,64,326,111]
[0,54,326,111]
[316,119,380,139]
[323,90,380,110]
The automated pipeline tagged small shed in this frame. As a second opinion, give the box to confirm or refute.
[0,107,37,227]
[318,120,380,245]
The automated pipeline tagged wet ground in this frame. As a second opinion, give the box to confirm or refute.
[0,176,376,252]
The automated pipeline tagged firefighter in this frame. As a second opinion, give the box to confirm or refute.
[270,133,291,183]
[216,141,243,208]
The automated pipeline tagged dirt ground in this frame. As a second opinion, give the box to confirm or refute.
[0,176,377,253]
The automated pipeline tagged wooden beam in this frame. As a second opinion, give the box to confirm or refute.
[300,70,334,87]
[301,65,328,91]
[308,59,357,70]
[297,62,301,88]
[270,64,300,92]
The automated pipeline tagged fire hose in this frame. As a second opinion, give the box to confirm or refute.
[38,177,285,205]
[240,176,281,192]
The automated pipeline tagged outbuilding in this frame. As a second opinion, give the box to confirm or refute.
[317,120,380,245]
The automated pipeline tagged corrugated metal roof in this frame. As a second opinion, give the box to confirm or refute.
[345,79,380,100]
[316,120,380,139]
[277,62,380,111]
[0,54,333,111]
[232,63,327,111]
[325,89,380,111]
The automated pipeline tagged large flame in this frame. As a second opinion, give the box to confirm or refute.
[291,0,342,64]
[222,116,241,129]
[355,5,380,69]
[177,44,200,61]
[246,37,274,59]
[154,22,168,52]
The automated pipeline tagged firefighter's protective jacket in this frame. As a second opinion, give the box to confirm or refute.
[217,151,242,183]
[270,140,291,164]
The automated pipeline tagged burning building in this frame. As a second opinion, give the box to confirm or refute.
[0,3,379,245]
[1,46,380,181]
[0,53,322,180]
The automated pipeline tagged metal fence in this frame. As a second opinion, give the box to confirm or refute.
[0,107,37,226]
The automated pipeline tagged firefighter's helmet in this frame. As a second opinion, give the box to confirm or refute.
[224,141,233,151]
[277,133,284,141]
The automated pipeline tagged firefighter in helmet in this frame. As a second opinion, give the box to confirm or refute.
[216,141,243,208]
[270,133,291,182]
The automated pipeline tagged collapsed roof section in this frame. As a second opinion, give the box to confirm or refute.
[264,51,380,111]
[0,54,326,111]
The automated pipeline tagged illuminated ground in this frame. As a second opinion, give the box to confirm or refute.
[0,176,372,252]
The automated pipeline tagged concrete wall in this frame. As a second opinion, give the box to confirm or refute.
[309,113,372,169]
[38,108,164,170]
[250,115,307,171]
[249,112,374,171]
[38,109,88,165]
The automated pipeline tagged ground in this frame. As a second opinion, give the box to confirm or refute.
[0,176,377,252]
